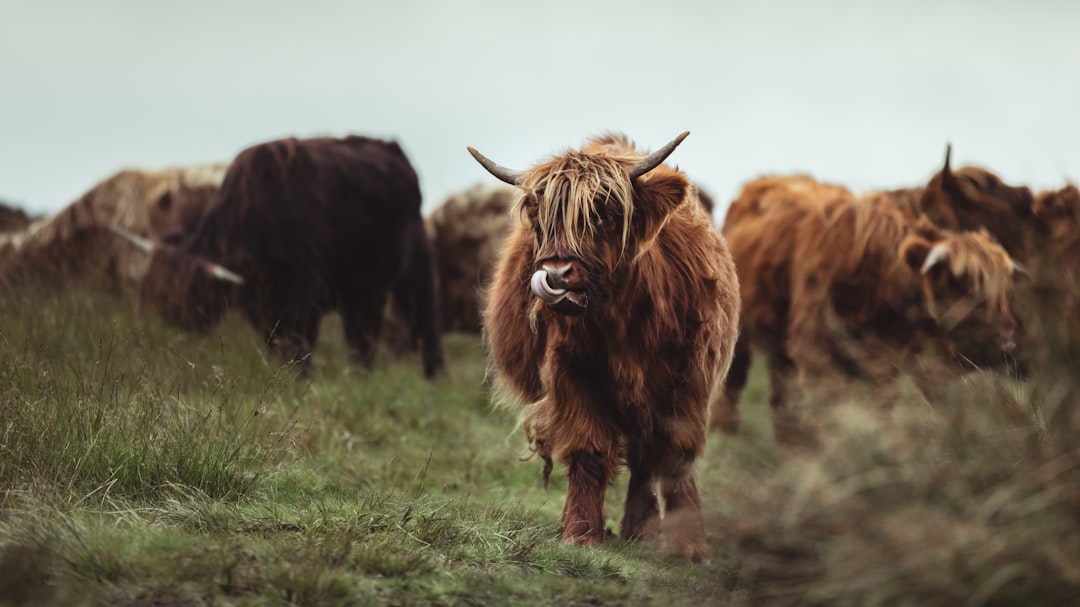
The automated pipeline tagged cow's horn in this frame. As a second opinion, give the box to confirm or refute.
[628,131,690,179]
[109,223,155,254]
[941,143,953,182]
[205,262,245,285]
[467,147,525,186]
[1010,258,1028,276]
[921,243,949,274]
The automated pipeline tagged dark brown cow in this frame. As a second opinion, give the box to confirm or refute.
[120,135,443,378]
[0,165,224,292]
[427,183,517,333]
[714,175,1024,445]
[473,132,740,561]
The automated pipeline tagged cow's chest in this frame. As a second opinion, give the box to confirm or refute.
[543,335,658,421]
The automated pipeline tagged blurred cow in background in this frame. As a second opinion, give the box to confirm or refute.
[475,132,740,561]
[426,183,516,333]
[910,149,1080,402]
[117,135,443,378]
[714,175,1025,445]
[0,165,224,292]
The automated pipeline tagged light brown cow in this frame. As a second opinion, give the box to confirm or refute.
[0,165,225,292]
[474,132,740,561]
[714,175,1024,445]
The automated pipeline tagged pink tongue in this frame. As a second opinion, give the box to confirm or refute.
[530,269,566,303]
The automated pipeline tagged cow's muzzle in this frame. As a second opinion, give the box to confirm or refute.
[531,264,588,313]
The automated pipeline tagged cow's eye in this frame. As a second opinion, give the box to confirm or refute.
[601,209,622,232]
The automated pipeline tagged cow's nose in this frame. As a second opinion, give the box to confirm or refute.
[542,263,573,288]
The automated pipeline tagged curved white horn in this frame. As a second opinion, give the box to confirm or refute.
[467,146,525,185]
[109,223,155,253]
[206,262,244,285]
[921,243,949,274]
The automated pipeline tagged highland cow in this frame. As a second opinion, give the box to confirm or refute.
[714,175,1024,445]
[0,165,224,292]
[473,132,740,561]
[116,135,443,378]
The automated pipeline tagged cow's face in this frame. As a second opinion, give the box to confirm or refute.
[469,133,691,317]
[900,230,1024,370]
[523,151,635,316]
[139,247,233,332]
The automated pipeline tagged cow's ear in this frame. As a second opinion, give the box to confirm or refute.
[635,172,689,217]
[899,234,934,271]
[629,172,689,253]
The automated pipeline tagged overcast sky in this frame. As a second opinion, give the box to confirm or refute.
[2,0,1078,222]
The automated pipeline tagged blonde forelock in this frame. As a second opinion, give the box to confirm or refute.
[936,231,1015,316]
[517,149,637,257]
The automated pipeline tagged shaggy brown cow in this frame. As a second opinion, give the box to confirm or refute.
[426,183,517,333]
[714,175,1024,444]
[120,135,443,378]
[709,175,852,434]
[0,165,224,292]
[473,132,740,561]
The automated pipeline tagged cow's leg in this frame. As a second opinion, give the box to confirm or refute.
[766,350,810,447]
[340,293,387,369]
[620,443,660,542]
[709,333,751,434]
[657,448,709,563]
[561,446,617,546]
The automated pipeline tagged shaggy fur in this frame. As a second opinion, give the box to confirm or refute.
[481,133,740,561]
[0,165,224,292]
[715,175,1023,445]
[137,135,443,378]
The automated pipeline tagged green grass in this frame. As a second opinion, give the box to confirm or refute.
[1,289,1079,605]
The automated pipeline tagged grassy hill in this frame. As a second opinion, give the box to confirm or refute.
[1,290,1077,606]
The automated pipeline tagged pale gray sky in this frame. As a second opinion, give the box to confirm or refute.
[2,0,1078,221]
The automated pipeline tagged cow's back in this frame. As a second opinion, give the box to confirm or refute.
[722,175,853,343]
[189,136,422,290]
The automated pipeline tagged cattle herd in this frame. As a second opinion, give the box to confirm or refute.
[1,131,1077,562]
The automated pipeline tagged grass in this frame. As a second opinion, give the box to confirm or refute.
[1,289,1079,605]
